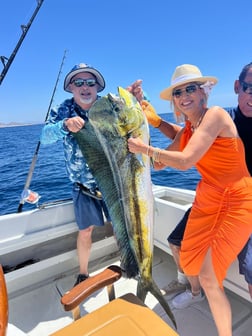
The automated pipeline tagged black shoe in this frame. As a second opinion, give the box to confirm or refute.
[74,273,89,287]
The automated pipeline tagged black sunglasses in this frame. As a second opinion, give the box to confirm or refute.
[71,78,97,88]
[240,81,252,94]
[172,84,200,98]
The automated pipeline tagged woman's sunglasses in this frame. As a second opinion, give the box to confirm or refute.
[172,84,200,98]
[71,78,97,88]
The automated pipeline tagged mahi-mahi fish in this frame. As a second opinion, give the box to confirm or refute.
[73,87,176,328]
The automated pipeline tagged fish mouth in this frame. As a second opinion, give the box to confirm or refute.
[107,92,124,108]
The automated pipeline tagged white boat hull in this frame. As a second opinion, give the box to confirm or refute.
[0,186,250,302]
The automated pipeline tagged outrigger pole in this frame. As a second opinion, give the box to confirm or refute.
[0,0,44,85]
[17,49,68,213]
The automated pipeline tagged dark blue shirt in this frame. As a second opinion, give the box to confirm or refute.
[226,106,252,284]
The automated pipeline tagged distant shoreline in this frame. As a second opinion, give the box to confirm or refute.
[0,122,43,128]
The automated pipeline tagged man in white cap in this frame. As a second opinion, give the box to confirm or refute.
[41,63,143,286]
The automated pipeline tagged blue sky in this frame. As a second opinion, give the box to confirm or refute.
[0,0,251,123]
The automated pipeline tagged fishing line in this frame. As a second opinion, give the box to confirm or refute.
[17,49,68,213]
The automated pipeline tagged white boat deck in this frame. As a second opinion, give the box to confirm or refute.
[7,245,252,336]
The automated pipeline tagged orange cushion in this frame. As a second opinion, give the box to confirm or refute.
[51,293,178,336]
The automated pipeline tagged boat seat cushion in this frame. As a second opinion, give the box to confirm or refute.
[50,293,178,336]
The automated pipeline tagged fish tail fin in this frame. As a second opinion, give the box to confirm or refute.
[137,277,177,329]
[136,278,148,302]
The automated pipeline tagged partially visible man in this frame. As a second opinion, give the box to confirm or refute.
[40,63,142,287]
[139,62,252,302]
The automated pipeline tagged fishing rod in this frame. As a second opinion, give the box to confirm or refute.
[17,49,67,213]
[0,0,44,85]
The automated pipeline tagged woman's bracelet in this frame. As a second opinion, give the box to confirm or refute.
[157,149,162,163]
[153,148,162,163]
[146,146,162,163]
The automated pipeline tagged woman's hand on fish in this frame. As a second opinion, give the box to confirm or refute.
[126,79,144,103]
[65,116,85,133]
[128,137,146,154]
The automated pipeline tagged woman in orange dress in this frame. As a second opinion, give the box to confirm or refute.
[128,64,252,336]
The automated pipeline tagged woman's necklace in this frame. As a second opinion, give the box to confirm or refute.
[191,111,206,132]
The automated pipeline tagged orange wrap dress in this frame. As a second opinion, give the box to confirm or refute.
[180,121,252,288]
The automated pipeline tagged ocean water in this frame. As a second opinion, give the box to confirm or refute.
[0,113,200,215]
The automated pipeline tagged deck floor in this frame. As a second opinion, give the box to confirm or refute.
[8,246,252,336]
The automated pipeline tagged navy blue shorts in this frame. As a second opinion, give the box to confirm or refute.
[238,235,252,284]
[72,184,111,230]
[167,208,191,246]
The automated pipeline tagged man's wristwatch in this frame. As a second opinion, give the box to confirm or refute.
[62,118,69,132]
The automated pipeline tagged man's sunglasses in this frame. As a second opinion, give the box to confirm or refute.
[71,78,97,88]
[172,84,200,98]
[240,81,252,94]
